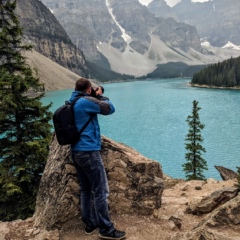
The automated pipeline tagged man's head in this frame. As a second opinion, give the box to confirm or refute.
[75,78,91,94]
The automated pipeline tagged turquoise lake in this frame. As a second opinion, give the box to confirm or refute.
[41,78,240,180]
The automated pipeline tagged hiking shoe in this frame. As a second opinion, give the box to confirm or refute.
[85,225,98,235]
[99,229,126,239]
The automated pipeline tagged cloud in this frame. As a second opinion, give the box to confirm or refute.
[138,0,180,7]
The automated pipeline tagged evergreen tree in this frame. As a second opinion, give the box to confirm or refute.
[0,0,52,221]
[183,100,208,180]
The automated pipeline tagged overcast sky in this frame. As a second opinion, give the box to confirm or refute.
[138,0,209,7]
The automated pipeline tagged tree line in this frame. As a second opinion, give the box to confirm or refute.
[191,56,240,87]
[146,62,207,79]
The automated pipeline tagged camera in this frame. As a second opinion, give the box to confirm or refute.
[90,87,98,98]
[90,86,105,98]
[90,86,108,100]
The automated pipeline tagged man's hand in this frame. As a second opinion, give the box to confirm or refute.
[95,87,103,96]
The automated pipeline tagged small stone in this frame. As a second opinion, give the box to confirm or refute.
[24,229,33,237]
[169,216,182,229]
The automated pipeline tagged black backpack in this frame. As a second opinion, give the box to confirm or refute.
[53,95,93,145]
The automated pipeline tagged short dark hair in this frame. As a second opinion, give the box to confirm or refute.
[75,78,91,92]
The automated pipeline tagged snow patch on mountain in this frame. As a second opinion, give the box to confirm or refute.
[201,41,211,47]
[222,41,240,51]
[105,0,131,43]
[213,4,216,11]
[48,8,54,14]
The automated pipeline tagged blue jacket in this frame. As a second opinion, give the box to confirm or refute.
[69,91,115,151]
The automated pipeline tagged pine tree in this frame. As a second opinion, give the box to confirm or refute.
[0,0,52,221]
[182,100,208,180]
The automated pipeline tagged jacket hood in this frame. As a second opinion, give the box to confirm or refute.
[69,91,88,103]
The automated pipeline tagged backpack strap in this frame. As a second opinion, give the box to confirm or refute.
[78,114,94,135]
[71,95,94,136]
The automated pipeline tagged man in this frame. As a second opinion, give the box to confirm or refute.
[69,78,126,240]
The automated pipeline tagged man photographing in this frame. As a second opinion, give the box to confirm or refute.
[69,78,126,240]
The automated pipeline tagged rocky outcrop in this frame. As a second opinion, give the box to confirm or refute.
[16,0,89,78]
[34,135,164,230]
[186,187,239,215]
[215,165,239,180]
[171,193,240,240]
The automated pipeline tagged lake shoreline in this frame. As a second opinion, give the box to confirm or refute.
[44,77,190,92]
[190,83,240,90]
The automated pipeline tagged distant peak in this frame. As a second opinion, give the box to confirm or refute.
[222,41,240,51]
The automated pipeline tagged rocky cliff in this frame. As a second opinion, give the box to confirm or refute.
[16,0,90,78]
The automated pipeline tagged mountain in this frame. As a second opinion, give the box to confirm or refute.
[15,0,240,80]
[33,0,200,76]
[222,41,240,51]
[39,0,240,77]
[15,0,89,79]
[148,0,240,48]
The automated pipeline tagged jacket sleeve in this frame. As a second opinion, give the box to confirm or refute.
[84,96,115,115]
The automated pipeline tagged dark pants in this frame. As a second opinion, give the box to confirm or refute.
[72,151,114,234]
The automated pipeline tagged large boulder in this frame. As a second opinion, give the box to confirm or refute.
[186,187,239,215]
[34,135,164,230]
[171,193,240,240]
